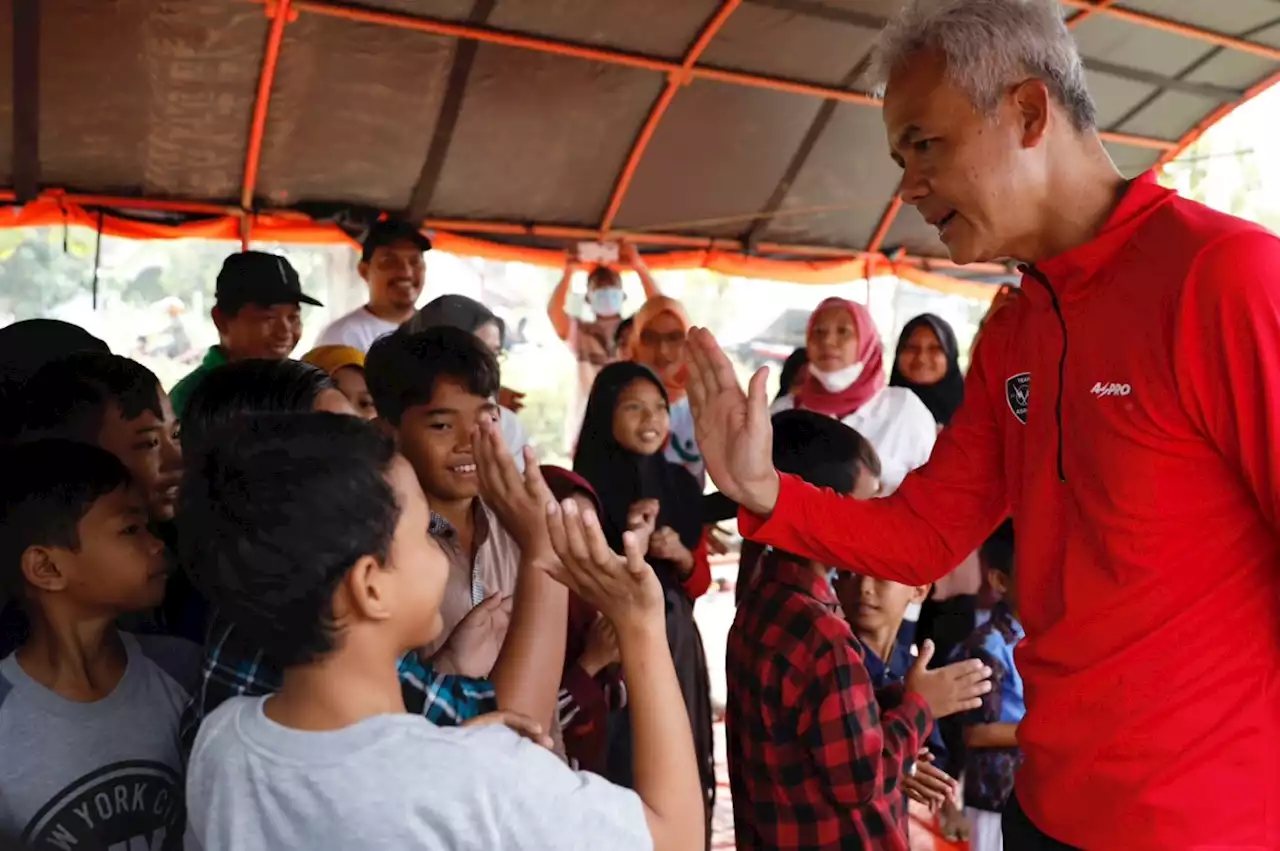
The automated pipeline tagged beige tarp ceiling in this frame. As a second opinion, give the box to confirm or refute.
[1,0,1277,282]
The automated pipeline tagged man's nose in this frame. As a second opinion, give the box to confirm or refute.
[898,170,928,207]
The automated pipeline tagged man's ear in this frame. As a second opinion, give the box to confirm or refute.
[358,261,371,284]
[21,546,69,593]
[211,306,228,336]
[909,583,931,606]
[1010,78,1051,148]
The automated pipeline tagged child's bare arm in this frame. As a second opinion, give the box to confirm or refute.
[475,429,566,730]
[546,500,703,851]
[964,722,1019,749]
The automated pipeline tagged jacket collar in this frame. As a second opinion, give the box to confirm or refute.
[1020,171,1178,306]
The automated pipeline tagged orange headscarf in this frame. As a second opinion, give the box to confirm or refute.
[629,295,692,401]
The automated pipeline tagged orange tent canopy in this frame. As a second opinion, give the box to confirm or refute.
[3,1,1277,292]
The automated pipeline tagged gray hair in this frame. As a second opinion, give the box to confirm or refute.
[869,0,1097,132]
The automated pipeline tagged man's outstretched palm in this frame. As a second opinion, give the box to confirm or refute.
[684,327,780,516]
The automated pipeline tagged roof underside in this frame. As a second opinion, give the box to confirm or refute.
[2,0,1278,266]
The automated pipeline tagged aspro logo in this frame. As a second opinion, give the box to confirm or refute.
[1091,381,1131,398]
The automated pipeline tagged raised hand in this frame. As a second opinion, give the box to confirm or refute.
[543,498,664,634]
[619,241,643,268]
[684,326,780,516]
[905,640,993,720]
[462,709,554,750]
[473,420,553,563]
[433,593,512,677]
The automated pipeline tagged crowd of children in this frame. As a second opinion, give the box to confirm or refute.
[0,208,1022,851]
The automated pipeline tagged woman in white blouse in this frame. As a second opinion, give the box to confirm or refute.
[771,297,936,495]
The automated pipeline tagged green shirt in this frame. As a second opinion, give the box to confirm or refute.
[169,346,229,418]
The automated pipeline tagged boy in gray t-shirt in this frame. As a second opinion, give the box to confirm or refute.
[0,441,200,850]
[182,414,706,851]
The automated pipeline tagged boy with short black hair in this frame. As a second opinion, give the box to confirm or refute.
[169,251,323,416]
[955,520,1024,851]
[182,412,704,851]
[726,410,991,850]
[20,352,182,523]
[365,326,523,659]
[0,440,198,849]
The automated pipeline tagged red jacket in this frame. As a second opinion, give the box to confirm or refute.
[741,173,1280,850]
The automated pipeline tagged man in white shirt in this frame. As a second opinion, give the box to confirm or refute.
[316,220,432,352]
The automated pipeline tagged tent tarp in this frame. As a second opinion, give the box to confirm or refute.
[2,0,1277,282]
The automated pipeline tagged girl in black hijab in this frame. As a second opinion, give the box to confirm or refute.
[573,361,714,842]
[890,313,965,427]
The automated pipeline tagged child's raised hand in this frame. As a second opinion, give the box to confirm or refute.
[544,498,664,634]
[904,640,992,720]
[473,421,553,563]
[434,593,512,678]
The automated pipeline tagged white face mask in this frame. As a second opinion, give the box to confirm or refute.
[587,288,625,317]
[808,362,864,394]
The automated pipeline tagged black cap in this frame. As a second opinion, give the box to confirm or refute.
[215,251,323,311]
[361,220,432,263]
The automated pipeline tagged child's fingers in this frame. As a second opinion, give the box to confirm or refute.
[474,593,506,613]
[622,531,648,576]
[913,639,936,670]
[557,501,600,578]
[580,508,617,568]
[521,451,551,500]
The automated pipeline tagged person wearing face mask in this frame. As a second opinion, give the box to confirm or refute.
[772,298,936,496]
[548,243,661,449]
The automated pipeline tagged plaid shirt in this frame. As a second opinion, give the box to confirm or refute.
[727,555,932,850]
[179,513,496,752]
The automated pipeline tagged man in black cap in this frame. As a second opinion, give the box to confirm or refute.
[169,251,322,416]
[315,219,432,353]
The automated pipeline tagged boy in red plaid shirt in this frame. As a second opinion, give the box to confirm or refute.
[726,411,991,850]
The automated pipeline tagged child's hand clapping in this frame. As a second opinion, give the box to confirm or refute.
[905,640,992,719]
[902,749,957,812]
[647,526,694,577]
[544,498,664,636]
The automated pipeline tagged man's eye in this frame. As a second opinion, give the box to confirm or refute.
[914,139,935,153]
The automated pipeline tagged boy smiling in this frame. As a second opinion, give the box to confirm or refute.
[365,326,523,658]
